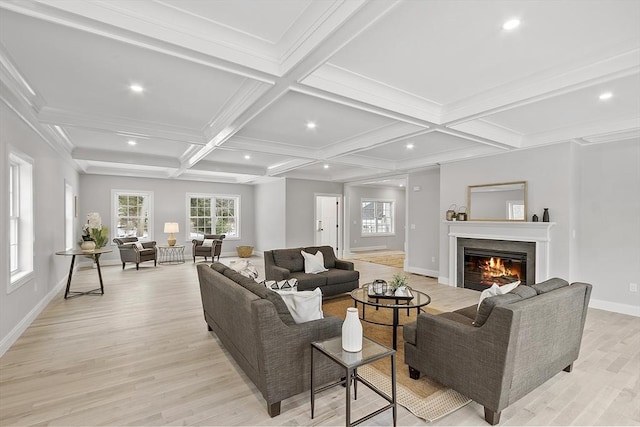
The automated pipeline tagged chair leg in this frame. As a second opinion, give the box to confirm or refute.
[408,366,420,379]
[267,401,281,417]
[122,263,125,270]
[564,363,573,372]
[193,256,196,263]
[136,263,139,270]
[484,408,501,425]
[154,259,157,267]
[207,324,212,331]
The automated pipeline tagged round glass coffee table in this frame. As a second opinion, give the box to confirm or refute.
[350,284,431,350]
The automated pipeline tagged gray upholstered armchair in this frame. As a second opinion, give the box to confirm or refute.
[192,234,225,262]
[113,237,157,270]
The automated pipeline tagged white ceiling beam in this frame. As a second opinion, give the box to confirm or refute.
[72,147,180,169]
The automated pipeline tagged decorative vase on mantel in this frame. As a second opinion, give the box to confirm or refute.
[342,307,363,352]
[81,240,96,252]
[542,208,550,222]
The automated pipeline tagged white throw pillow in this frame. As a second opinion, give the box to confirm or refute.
[273,287,323,323]
[257,279,298,291]
[135,242,144,250]
[477,280,521,310]
[202,238,215,247]
[301,250,328,274]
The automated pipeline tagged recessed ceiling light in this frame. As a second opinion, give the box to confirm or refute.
[244,154,251,160]
[306,122,317,129]
[406,143,414,149]
[130,84,144,93]
[399,184,405,187]
[502,19,521,30]
[127,140,137,146]
[599,92,613,100]
[323,164,329,169]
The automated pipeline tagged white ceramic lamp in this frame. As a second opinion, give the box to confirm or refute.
[164,222,179,246]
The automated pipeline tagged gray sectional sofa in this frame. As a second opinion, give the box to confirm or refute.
[264,246,359,297]
[196,262,343,417]
[403,278,592,425]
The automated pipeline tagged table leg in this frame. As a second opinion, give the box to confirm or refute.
[392,308,399,350]
[353,367,358,400]
[391,353,397,426]
[345,367,352,426]
[310,346,315,419]
[95,254,105,295]
[63,255,77,299]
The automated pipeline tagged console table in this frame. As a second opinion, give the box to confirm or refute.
[55,247,112,299]
[157,244,185,264]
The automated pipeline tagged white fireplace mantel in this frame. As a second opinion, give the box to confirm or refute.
[447,221,555,287]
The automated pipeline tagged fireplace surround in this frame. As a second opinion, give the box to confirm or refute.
[447,221,555,288]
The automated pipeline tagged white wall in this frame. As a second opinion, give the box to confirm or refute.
[80,175,255,263]
[0,103,80,354]
[254,178,286,253]
[344,185,406,253]
[285,178,343,248]
[575,139,640,313]
[406,168,440,277]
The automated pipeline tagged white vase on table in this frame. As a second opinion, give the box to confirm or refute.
[342,307,363,352]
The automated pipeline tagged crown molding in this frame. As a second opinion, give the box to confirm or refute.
[442,46,640,125]
[302,63,442,123]
[37,106,206,145]
[581,129,640,145]
[523,115,640,147]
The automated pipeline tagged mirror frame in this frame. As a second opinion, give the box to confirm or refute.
[467,181,527,221]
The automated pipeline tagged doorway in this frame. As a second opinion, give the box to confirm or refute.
[315,195,341,256]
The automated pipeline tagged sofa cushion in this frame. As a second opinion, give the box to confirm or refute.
[304,246,337,269]
[290,272,328,290]
[211,262,228,274]
[531,277,569,294]
[272,248,305,273]
[454,304,478,320]
[222,268,296,325]
[474,285,537,327]
[322,269,360,286]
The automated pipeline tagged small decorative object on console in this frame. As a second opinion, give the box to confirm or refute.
[542,208,550,222]
[371,279,387,295]
[389,273,409,291]
[446,204,457,221]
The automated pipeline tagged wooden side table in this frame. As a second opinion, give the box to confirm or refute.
[55,247,112,299]
[158,244,185,264]
[311,336,396,426]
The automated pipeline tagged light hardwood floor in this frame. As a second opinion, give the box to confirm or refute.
[1,255,639,426]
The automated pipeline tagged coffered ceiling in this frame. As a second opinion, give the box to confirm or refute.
[1,0,639,186]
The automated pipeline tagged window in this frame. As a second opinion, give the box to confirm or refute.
[361,199,394,235]
[187,194,240,239]
[9,148,34,292]
[112,190,153,239]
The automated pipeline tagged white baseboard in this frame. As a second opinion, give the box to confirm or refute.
[405,265,439,278]
[589,298,640,317]
[0,275,67,357]
[438,276,452,286]
[350,246,387,253]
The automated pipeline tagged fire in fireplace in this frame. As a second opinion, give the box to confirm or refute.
[457,238,536,292]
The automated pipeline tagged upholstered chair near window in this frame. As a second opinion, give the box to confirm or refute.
[192,234,225,262]
[113,237,158,270]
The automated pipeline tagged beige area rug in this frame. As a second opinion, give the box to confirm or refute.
[353,253,405,269]
[323,296,471,422]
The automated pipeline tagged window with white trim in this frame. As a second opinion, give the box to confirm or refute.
[9,148,34,292]
[361,199,394,235]
[187,194,240,239]
[112,190,153,239]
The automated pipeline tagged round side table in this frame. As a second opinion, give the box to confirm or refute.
[158,244,185,264]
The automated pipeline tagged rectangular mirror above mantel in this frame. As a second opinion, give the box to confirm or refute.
[467,181,527,221]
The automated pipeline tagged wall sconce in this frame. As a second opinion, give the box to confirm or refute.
[164,222,179,246]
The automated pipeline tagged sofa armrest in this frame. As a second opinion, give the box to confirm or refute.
[268,265,290,281]
[251,299,342,404]
[334,259,354,270]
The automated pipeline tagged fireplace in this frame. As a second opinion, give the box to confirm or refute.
[457,238,536,291]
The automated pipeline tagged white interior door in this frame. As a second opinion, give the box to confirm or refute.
[315,195,339,252]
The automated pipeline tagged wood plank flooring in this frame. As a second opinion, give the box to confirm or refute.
[1,254,639,426]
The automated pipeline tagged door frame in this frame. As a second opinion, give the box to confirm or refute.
[314,193,343,258]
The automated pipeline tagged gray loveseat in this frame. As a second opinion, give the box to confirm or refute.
[264,246,359,297]
[196,262,342,417]
[403,278,592,425]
